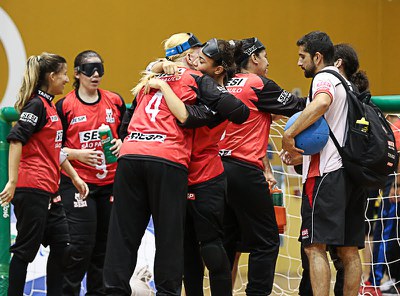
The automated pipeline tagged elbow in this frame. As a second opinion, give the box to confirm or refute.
[228,105,250,124]
[319,100,331,113]
[177,111,189,124]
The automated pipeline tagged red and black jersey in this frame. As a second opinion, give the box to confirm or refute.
[120,67,199,169]
[120,68,249,172]
[179,76,249,185]
[7,90,63,194]
[188,121,228,185]
[56,89,126,185]
[219,73,306,169]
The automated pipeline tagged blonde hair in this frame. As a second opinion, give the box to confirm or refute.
[15,52,66,112]
[131,33,195,97]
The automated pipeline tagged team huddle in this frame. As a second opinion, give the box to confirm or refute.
[0,30,397,296]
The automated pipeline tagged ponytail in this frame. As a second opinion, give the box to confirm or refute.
[15,52,66,112]
[15,55,41,112]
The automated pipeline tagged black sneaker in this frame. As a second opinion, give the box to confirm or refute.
[382,285,400,296]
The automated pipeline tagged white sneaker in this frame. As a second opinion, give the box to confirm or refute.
[380,279,396,292]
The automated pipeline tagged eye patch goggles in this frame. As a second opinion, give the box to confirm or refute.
[75,63,104,77]
[202,38,228,68]
[165,33,202,57]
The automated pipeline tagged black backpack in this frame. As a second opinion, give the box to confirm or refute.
[310,69,398,189]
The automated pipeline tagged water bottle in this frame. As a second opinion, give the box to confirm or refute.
[270,185,286,234]
[98,124,117,164]
[356,117,369,133]
[270,186,283,206]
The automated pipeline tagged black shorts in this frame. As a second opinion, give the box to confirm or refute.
[11,190,69,262]
[300,168,366,248]
[222,159,279,252]
[187,173,227,242]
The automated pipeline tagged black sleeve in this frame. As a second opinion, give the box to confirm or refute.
[55,98,69,145]
[253,76,307,117]
[114,93,127,139]
[194,74,250,124]
[7,97,47,145]
[119,99,137,140]
[178,104,216,128]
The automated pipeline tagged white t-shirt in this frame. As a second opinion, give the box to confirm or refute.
[302,66,350,183]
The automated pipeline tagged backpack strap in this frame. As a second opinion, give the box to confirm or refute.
[308,69,348,155]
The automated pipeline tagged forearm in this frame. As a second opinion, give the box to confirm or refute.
[285,94,330,138]
[262,155,272,174]
[60,159,79,180]
[8,141,22,184]
[160,83,189,123]
[148,59,166,73]
[62,147,81,161]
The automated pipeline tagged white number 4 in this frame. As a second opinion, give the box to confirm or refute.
[145,91,163,122]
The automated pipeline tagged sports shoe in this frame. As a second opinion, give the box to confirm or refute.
[382,285,400,296]
[380,279,396,292]
[359,281,383,296]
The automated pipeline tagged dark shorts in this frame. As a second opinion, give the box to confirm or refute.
[11,190,69,262]
[187,173,227,242]
[300,168,366,248]
[222,159,279,252]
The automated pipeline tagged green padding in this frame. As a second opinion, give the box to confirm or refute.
[0,107,19,123]
[371,95,400,113]
[0,107,15,295]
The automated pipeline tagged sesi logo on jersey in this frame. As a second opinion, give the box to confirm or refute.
[226,77,248,87]
[55,130,63,148]
[277,90,292,105]
[79,129,101,143]
[55,130,63,142]
[127,132,166,143]
[79,129,102,149]
[226,77,247,94]
[20,112,38,126]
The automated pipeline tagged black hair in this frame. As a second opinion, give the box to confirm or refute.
[334,43,369,92]
[233,38,265,72]
[297,31,334,65]
[212,39,236,83]
[73,50,104,89]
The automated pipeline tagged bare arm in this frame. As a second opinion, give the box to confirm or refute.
[0,141,22,205]
[148,59,179,76]
[146,78,189,123]
[282,92,331,157]
[62,147,103,167]
[262,155,277,188]
[61,159,89,199]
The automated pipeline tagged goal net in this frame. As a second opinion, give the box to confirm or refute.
[10,117,400,296]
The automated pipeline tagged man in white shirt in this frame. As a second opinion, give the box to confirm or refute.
[282,31,365,296]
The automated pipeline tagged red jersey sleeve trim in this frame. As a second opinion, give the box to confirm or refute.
[313,89,333,104]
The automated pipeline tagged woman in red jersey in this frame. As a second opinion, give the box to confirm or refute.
[218,38,306,296]
[55,50,126,295]
[148,38,238,296]
[0,53,88,296]
[104,33,248,296]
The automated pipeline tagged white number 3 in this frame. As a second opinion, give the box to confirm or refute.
[145,91,163,122]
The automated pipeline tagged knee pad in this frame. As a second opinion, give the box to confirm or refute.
[200,239,229,273]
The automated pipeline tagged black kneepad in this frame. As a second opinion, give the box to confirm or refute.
[200,240,228,272]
